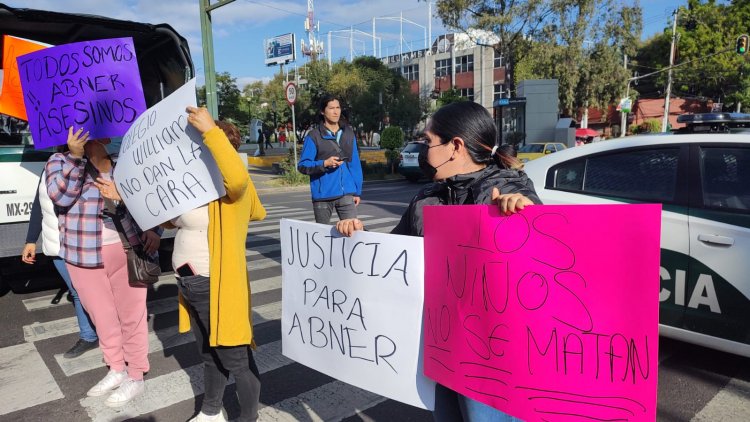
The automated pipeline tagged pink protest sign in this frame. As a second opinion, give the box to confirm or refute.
[16,37,147,149]
[423,204,661,422]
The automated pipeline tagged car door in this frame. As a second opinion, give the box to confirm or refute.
[541,145,691,330]
[686,144,750,353]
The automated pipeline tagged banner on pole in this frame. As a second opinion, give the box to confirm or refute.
[113,78,225,230]
[281,219,435,410]
[423,204,661,421]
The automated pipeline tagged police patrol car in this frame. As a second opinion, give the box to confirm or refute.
[523,113,750,358]
[0,4,192,291]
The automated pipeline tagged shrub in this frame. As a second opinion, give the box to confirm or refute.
[642,119,661,133]
[628,123,641,135]
[380,126,405,173]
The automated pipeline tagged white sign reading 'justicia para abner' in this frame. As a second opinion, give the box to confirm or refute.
[114,78,225,229]
[280,219,435,410]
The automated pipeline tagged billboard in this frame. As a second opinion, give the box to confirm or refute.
[264,33,295,66]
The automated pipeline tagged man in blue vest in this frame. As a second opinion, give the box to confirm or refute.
[298,94,363,223]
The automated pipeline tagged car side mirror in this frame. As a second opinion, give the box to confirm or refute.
[544,150,552,154]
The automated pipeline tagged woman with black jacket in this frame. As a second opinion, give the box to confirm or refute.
[337,101,541,422]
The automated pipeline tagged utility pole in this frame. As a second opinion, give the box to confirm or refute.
[199,0,237,118]
[620,54,628,138]
[662,10,678,133]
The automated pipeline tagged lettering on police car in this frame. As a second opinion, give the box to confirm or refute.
[659,267,721,313]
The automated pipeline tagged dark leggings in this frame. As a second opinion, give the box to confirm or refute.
[178,275,261,422]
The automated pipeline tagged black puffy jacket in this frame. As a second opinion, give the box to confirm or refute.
[391,164,542,237]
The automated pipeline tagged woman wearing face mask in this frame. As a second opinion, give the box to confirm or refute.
[336,101,541,421]
[46,127,160,408]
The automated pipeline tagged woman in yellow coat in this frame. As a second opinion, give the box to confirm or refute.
[99,106,266,422]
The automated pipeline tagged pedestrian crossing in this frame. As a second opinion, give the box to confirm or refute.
[2,203,412,421]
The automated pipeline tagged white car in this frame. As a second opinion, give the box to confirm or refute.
[523,121,750,358]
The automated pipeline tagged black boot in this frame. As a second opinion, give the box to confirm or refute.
[63,338,98,358]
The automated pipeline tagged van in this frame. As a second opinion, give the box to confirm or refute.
[0,3,193,291]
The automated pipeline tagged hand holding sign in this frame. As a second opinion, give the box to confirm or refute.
[491,187,534,216]
[185,106,217,134]
[67,126,90,159]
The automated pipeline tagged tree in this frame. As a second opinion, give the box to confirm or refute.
[436,0,641,116]
[635,0,750,111]
[437,88,467,107]
[216,72,243,122]
[380,126,405,173]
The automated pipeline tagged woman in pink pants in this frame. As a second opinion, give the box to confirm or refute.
[46,127,161,408]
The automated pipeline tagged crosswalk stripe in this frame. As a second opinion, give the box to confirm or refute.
[257,380,387,421]
[249,217,400,241]
[79,340,292,422]
[0,342,64,416]
[23,296,178,342]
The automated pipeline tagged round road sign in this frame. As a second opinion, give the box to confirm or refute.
[285,82,297,105]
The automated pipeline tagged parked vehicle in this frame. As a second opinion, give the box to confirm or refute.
[0,3,193,292]
[517,142,567,162]
[523,113,750,358]
[397,141,423,182]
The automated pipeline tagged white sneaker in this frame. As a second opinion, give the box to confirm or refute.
[104,378,144,408]
[87,370,128,397]
[188,410,227,422]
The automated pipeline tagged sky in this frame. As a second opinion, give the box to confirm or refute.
[8,0,689,89]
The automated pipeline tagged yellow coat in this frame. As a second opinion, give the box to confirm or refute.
[177,126,266,346]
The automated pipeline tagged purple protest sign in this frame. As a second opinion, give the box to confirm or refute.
[16,37,147,149]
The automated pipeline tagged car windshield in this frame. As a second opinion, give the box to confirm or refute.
[402,143,422,153]
[519,144,545,153]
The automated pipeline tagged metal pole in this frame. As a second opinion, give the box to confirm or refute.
[372,18,376,56]
[662,10,678,133]
[291,104,298,169]
[400,11,404,76]
[350,26,354,62]
[328,32,332,67]
[199,0,218,117]
[620,54,628,138]
[428,1,432,53]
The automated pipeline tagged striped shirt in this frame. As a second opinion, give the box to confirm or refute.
[45,152,144,268]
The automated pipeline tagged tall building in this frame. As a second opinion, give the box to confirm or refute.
[381,31,507,110]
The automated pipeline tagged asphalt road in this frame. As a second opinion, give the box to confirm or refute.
[0,178,748,421]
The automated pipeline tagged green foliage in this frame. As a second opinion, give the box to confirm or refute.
[437,88,467,107]
[380,126,405,151]
[216,72,243,123]
[642,118,661,133]
[628,123,641,135]
[635,1,750,110]
[435,0,641,115]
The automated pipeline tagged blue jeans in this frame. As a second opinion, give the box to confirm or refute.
[433,384,522,422]
[53,258,97,342]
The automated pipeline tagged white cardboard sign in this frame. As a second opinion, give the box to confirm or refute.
[113,78,225,229]
[280,219,435,410]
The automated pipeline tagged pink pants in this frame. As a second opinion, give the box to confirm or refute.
[67,243,149,379]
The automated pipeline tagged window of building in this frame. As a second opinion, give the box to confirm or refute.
[459,88,475,102]
[551,148,680,202]
[494,50,503,68]
[455,55,474,73]
[700,147,750,211]
[494,84,505,101]
[402,64,419,81]
[435,59,451,77]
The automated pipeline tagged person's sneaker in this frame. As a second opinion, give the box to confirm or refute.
[63,338,98,358]
[86,370,128,397]
[188,410,227,422]
[104,378,144,408]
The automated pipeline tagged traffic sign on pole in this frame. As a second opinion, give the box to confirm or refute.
[285,82,297,105]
